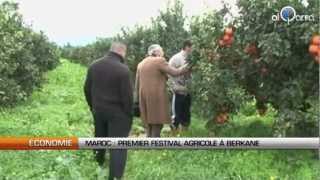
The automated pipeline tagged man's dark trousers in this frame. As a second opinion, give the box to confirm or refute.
[172,93,191,128]
[93,108,132,180]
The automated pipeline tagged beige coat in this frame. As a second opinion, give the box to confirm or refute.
[136,56,186,124]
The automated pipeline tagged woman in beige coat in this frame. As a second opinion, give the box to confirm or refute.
[135,44,189,137]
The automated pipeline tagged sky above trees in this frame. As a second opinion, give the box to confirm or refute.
[10,0,237,45]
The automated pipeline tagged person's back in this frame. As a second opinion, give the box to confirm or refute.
[137,56,168,96]
[87,52,132,116]
[135,44,189,137]
[84,42,133,180]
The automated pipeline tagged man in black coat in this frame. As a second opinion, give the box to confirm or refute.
[84,42,133,180]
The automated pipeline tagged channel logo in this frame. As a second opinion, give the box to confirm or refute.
[272,6,314,24]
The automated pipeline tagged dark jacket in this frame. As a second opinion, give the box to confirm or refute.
[84,52,133,118]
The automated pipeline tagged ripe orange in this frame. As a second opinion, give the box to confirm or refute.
[311,35,320,45]
[224,27,233,36]
[309,44,318,55]
[223,34,232,42]
[225,37,234,45]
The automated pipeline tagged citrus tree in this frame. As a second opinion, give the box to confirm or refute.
[191,0,319,136]
[0,2,59,106]
[118,0,189,73]
[150,0,189,57]
[190,9,250,127]
[117,26,158,73]
[63,0,189,73]
[60,38,112,66]
[234,0,318,136]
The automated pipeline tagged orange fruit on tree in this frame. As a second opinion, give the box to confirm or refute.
[311,35,320,45]
[223,34,232,42]
[225,36,234,45]
[309,44,318,55]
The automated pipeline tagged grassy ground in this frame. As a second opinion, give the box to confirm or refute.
[0,59,318,180]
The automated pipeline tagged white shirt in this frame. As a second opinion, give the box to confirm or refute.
[168,50,191,95]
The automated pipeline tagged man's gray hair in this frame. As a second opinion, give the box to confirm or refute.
[148,44,162,56]
[110,42,126,52]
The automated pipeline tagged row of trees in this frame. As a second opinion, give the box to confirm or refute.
[61,1,189,72]
[61,0,319,136]
[60,37,112,65]
[0,2,60,106]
